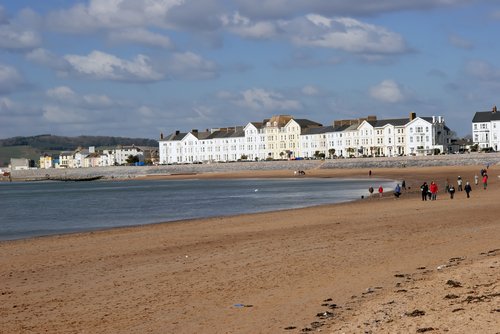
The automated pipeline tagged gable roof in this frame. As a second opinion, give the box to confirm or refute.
[472,111,500,123]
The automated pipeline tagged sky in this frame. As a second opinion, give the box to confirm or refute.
[1,0,500,140]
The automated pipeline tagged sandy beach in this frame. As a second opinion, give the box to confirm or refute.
[1,164,499,333]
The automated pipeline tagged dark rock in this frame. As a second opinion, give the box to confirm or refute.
[284,326,297,330]
[310,321,324,329]
[452,308,464,312]
[446,280,462,288]
[444,294,459,299]
[416,327,435,333]
[405,309,425,317]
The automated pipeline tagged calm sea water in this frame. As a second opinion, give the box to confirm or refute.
[0,178,396,241]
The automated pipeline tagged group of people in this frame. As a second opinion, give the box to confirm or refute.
[420,173,483,201]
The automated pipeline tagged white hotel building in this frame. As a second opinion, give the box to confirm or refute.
[159,112,453,164]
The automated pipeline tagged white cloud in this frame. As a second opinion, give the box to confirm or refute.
[369,79,405,103]
[0,25,40,50]
[464,60,500,81]
[290,15,408,54]
[0,64,24,94]
[26,48,71,71]
[167,52,218,80]
[236,88,301,111]
[47,86,77,101]
[64,50,164,81]
[108,28,173,48]
[46,0,184,33]
[302,85,320,96]
[449,34,473,49]
[220,12,277,39]
[42,105,86,123]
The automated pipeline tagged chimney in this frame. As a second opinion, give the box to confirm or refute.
[493,105,497,113]
[192,129,198,134]
[160,132,164,140]
[175,130,180,135]
[409,111,416,120]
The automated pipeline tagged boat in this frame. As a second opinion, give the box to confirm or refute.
[48,175,104,182]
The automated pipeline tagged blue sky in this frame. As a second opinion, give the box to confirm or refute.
[1,0,500,139]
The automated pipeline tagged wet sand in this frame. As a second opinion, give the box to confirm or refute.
[1,165,499,333]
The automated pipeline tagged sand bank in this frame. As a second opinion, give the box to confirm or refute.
[0,165,499,333]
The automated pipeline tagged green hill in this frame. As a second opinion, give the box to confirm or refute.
[0,134,158,167]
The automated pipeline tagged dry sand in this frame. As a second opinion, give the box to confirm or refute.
[0,165,499,333]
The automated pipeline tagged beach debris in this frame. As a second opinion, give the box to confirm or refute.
[417,266,426,270]
[405,309,426,317]
[394,273,406,278]
[301,327,313,332]
[480,249,500,256]
[492,309,500,313]
[233,303,253,308]
[323,298,333,302]
[437,264,447,270]
[446,279,462,288]
[452,308,464,312]
[316,311,334,319]
[416,327,435,333]
[463,295,490,303]
[284,326,297,330]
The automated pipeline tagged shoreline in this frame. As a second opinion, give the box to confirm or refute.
[1,164,499,333]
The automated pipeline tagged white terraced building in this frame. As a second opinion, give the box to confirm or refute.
[472,105,500,151]
[158,112,453,164]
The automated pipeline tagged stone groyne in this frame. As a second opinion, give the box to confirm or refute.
[7,153,500,181]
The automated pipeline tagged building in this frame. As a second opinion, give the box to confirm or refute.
[159,112,453,164]
[472,106,500,151]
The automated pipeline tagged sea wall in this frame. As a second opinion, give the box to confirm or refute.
[8,152,500,181]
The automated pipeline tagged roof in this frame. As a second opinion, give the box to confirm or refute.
[293,119,323,128]
[472,111,500,123]
[373,118,409,127]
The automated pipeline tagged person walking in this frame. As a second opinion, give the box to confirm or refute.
[482,174,488,190]
[474,174,479,186]
[368,186,374,195]
[448,184,455,199]
[464,182,472,198]
[401,180,406,190]
[457,176,463,191]
[378,185,383,197]
[430,181,438,200]
[420,182,428,201]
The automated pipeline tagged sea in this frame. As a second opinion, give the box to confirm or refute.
[0,178,396,241]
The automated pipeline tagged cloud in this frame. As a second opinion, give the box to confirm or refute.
[64,50,164,81]
[108,28,173,48]
[464,60,500,81]
[47,0,176,31]
[26,48,72,72]
[236,88,302,111]
[166,52,219,80]
[289,15,409,54]
[42,105,87,124]
[449,34,473,49]
[220,12,277,39]
[302,85,320,96]
[233,0,476,20]
[47,86,117,110]
[369,79,405,103]
[0,8,41,51]
[0,64,25,94]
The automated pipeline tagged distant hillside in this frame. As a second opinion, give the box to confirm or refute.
[0,134,158,167]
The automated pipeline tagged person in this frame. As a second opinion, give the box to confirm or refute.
[464,181,472,198]
[448,184,455,199]
[430,181,438,200]
[394,184,401,198]
[457,176,463,191]
[368,186,374,195]
[482,173,488,190]
[474,174,479,186]
[369,170,372,177]
[378,185,383,197]
[401,180,406,190]
[420,182,428,201]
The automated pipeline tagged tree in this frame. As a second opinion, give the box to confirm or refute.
[328,148,336,158]
[126,155,139,164]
